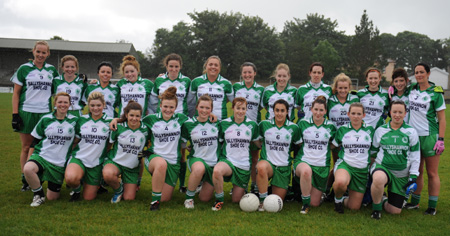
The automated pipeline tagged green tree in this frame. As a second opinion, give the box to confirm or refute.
[312,40,341,83]
[50,35,64,40]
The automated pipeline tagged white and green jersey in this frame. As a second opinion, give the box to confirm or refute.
[181,117,220,167]
[296,82,332,119]
[71,114,112,168]
[219,116,259,171]
[53,74,86,111]
[83,83,120,118]
[262,82,297,120]
[391,90,410,123]
[10,61,59,113]
[233,81,265,122]
[259,119,301,166]
[408,83,446,136]
[108,122,149,169]
[31,112,78,167]
[116,77,154,116]
[372,122,420,177]
[150,73,191,114]
[143,112,189,165]
[188,74,234,120]
[332,123,374,169]
[296,118,336,167]
[357,86,389,129]
[327,93,360,129]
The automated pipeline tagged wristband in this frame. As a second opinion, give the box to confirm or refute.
[438,137,444,141]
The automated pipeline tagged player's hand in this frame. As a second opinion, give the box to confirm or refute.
[209,113,218,123]
[433,140,444,155]
[138,150,150,160]
[79,73,88,83]
[89,79,98,84]
[12,113,23,132]
[404,178,417,195]
[387,86,394,99]
[109,118,119,131]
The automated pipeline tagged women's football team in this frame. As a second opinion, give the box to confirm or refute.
[11,41,446,218]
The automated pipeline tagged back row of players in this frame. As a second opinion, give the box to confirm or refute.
[11,41,445,218]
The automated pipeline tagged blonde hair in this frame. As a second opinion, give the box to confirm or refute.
[87,91,105,105]
[120,55,140,76]
[60,55,79,71]
[232,97,247,108]
[32,41,50,53]
[331,73,352,94]
[202,56,221,74]
[271,63,290,79]
[54,92,71,103]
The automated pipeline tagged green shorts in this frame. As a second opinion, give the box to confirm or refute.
[104,159,139,184]
[69,157,102,186]
[264,160,291,190]
[68,110,82,117]
[419,134,438,157]
[188,157,214,186]
[334,159,368,193]
[371,164,408,196]
[221,160,250,189]
[19,110,45,134]
[29,154,65,185]
[145,154,180,187]
[294,160,329,192]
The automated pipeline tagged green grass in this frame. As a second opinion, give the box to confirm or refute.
[1,93,450,235]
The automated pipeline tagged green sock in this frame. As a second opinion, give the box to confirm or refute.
[179,161,187,187]
[137,177,142,187]
[411,193,421,205]
[186,190,195,200]
[21,173,27,185]
[428,196,438,208]
[215,192,224,202]
[152,191,162,202]
[73,185,82,193]
[372,202,383,211]
[114,182,123,194]
[259,192,268,203]
[302,195,311,205]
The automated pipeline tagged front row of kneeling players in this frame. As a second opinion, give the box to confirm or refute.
[24,87,419,219]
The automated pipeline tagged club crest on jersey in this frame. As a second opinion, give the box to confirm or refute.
[108,94,113,99]
[364,135,369,142]
[68,128,74,134]
[245,131,251,136]
[402,137,408,143]
[76,88,81,94]
[285,134,290,141]
[378,101,384,106]
[102,127,109,133]
[140,137,144,143]
[138,87,143,92]
[422,96,428,101]
[211,128,217,133]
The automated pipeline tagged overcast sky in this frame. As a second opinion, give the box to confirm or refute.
[1,0,449,52]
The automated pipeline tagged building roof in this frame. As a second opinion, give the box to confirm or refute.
[0,37,136,53]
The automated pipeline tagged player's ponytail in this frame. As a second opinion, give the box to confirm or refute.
[159,86,178,107]
[311,95,327,110]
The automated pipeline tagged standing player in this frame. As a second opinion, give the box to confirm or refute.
[257,99,301,211]
[404,63,446,215]
[370,100,420,219]
[296,62,332,119]
[102,101,149,203]
[143,87,189,211]
[233,62,265,194]
[389,68,410,123]
[65,92,112,201]
[332,103,375,213]
[211,97,259,211]
[187,55,233,120]
[294,96,336,214]
[262,63,297,121]
[53,55,87,117]
[182,95,220,208]
[23,92,77,206]
[11,41,59,191]
[83,61,119,118]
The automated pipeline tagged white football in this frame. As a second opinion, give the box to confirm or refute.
[263,194,283,212]
[239,193,260,212]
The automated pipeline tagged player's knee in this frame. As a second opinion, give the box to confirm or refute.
[333,179,346,190]
[371,177,385,188]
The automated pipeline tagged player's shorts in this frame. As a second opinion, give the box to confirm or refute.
[68,110,82,117]
[28,154,65,185]
[220,160,250,189]
[294,160,329,192]
[334,159,368,193]
[370,164,408,196]
[19,110,45,134]
[145,154,180,187]
[263,160,291,190]
[69,157,102,186]
[419,134,438,157]
[104,159,139,184]
[188,157,214,186]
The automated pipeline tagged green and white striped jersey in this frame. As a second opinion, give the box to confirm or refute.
[10,61,59,113]
[181,117,220,167]
[296,82,332,119]
[259,119,301,166]
[116,77,154,116]
[53,74,86,111]
[71,114,112,168]
[219,116,259,171]
[332,123,374,169]
[150,73,191,114]
[143,112,189,165]
[83,83,120,118]
[372,122,420,178]
[188,74,234,120]
[408,82,446,136]
[262,82,297,120]
[108,122,149,169]
[327,93,360,129]
[233,81,265,122]
[357,86,389,129]
[31,112,78,167]
[296,118,336,167]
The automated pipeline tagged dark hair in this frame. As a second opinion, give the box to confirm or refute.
[390,68,408,85]
[162,53,183,68]
[390,100,407,112]
[309,62,324,73]
[273,99,289,112]
[119,100,142,122]
[414,62,430,73]
[364,67,381,79]
[311,95,327,110]
[159,86,178,107]
[348,102,365,114]
[97,61,114,75]
[196,94,213,110]
[240,62,257,74]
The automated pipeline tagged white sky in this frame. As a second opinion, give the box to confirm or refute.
[1,0,449,52]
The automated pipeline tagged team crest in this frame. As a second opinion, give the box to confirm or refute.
[245,130,250,136]
[402,137,408,143]
[138,87,143,92]
[109,94,113,99]
[378,101,383,106]
[285,134,290,141]
[102,127,108,133]
[140,137,144,143]
[68,128,73,134]
[423,96,428,101]
[365,135,369,142]
[211,127,217,133]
